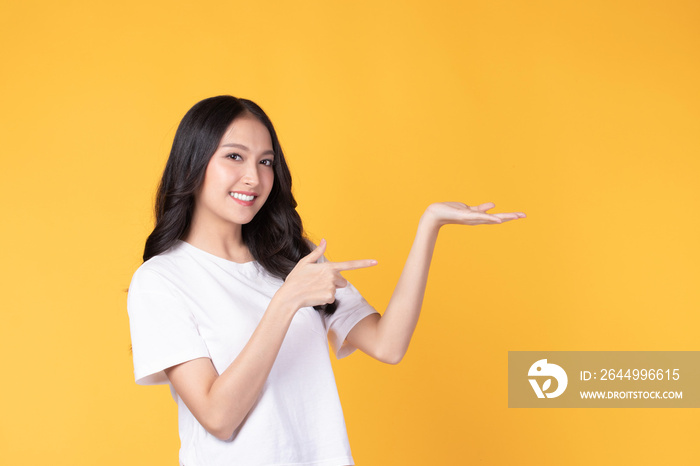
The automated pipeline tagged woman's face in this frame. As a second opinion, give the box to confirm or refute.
[192,113,275,233]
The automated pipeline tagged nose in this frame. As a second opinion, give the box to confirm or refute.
[241,160,260,187]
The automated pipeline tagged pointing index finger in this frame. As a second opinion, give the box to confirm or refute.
[331,259,379,271]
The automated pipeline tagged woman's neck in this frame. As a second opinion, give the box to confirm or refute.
[183,223,253,263]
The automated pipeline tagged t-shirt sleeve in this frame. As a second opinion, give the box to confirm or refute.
[127,266,211,385]
[324,281,379,359]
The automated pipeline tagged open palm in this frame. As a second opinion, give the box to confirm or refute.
[425,202,526,226]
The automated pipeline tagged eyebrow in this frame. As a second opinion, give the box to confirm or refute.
[221,143,275,157]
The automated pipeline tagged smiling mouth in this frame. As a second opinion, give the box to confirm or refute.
[229,192,256,202]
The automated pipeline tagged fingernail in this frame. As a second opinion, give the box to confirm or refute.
[370,260,378,265]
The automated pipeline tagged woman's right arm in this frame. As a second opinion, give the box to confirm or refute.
[164,239,376,441]
[164,294,296,441]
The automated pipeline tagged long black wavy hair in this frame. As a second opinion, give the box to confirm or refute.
[143,95,336,315]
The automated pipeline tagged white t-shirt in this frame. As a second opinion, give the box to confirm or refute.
[127,240,378,466]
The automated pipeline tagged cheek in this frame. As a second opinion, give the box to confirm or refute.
[262,170,275,192]
[200,162,222,189]
[199,176,221,200]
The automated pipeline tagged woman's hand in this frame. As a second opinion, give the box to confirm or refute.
[423,202,526,228]
[277,239,377,311]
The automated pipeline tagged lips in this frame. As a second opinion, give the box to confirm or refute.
[229,191,257,206]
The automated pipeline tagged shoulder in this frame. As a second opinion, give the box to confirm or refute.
[127,243,198,322]
[129,241,196,292]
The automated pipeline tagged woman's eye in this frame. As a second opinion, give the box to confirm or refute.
[261,159,274,166]
[227,153,242,160]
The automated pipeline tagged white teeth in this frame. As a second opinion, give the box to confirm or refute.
[230,192,255,202]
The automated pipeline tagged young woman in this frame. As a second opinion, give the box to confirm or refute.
[127,95,525,466]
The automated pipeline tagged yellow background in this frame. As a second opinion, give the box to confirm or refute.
[1,0,698,464]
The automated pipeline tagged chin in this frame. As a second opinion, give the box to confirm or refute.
[232,213,259,225]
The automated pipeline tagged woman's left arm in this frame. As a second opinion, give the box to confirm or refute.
[345,202,525,364]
